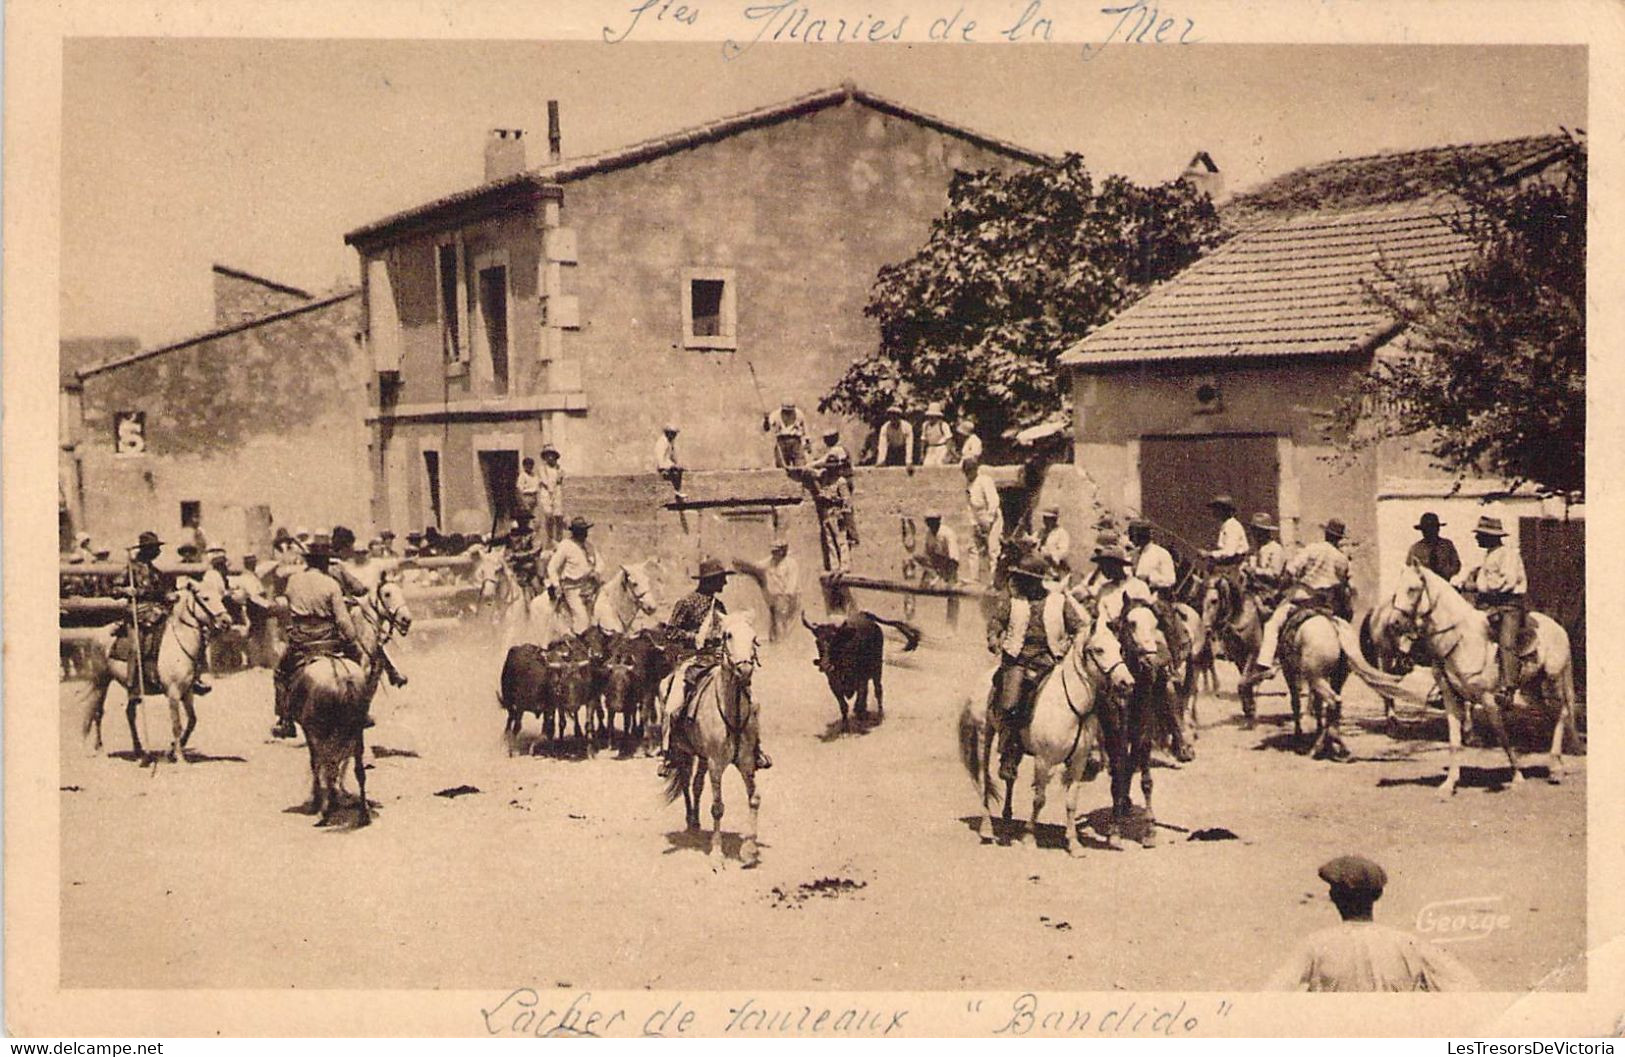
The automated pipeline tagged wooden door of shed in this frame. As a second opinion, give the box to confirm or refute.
[1138,434,1280,559]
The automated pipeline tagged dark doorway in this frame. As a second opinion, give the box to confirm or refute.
[1520,516,1585,698]
[478,449,520,533]
[1139,434,1280,561]
[479,266,510,395]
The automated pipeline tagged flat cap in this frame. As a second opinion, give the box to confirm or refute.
[1318,855,1387,894]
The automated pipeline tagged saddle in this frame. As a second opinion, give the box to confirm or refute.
[1281,601,1336,646]
[109,623,165,695]
[1486,608,1540,657]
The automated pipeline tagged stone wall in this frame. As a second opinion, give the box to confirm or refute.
[212,266,313,327]
[77,292,370,556]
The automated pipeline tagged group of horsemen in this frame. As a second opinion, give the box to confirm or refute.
[111,484,1528,777]
[983,494,1532,777]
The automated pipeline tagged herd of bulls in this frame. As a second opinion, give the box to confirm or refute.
[499,627,671,757]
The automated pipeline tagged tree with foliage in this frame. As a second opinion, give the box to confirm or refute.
[821,155,1226,450]
[1335,144,1586,500]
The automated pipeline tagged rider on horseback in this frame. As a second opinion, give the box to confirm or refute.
[545,516,601,634]
[270,536,362,739]
[657,558,772,776]
[1456,515,1528,710]
[989,553,1085,781]
[115,531,209,698]
[505,512,545,602]
[1125,521,1189,661]
[332,525,407,692]
[1248,518,1353,686]
[1244,513,1288,607]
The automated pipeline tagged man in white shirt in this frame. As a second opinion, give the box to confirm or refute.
[1036,506,1071,578]
[1455,514,1529,707]
[963,458,1003,584]
[918,402,954,466]
[1253,518,1352,680]
[1127,519,1176,595]
[920,511,962,628]
[546,517,601,634]
[1268,855,1478,992]
[956,418,983,465]
[1205,495,1250,566]
[654,423,683,494]
[876,405,915,467]
[515,457,541,520]
[536,445,566,545]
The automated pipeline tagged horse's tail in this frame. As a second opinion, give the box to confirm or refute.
[76,632,116,738]
[1332,618,1428,705]
[957,697,987,801]
[865,612,922,652]
[660,750,689,805]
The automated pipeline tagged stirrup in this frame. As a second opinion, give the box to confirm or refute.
[754,748,773,770]
[388,672,409,688]
[192,680,213,696]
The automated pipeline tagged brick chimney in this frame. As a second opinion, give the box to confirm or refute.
[485,128,527,182]
[1181,151,1225,202]
[547,100,561,164]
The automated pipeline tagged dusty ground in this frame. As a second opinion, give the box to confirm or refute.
[60,619,1585,992]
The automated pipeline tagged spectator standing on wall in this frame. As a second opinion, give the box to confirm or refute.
[764,400,812,469]
[655,423,684,497]
[516,457,541,521]
[957,417,983,465]
[537,444,566,546]
[919,402,954,466]
[876,404,915,467]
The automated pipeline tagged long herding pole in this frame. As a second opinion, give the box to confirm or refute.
[125,549,154,767]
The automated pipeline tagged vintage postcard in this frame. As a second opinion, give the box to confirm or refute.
[6,0,1623,1040]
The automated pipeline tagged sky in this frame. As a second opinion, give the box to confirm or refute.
[61,40,1585,346]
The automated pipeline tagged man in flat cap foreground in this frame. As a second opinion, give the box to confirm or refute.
[1269,855,1479,991]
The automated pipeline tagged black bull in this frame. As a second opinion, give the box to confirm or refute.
[498,638,601,755]
[600,630,672,755]
[802,610,922,731]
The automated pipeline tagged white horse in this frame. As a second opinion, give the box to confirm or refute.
[592,559,664,635]
[1390,563,1579,796]
[81,578,233,762]
[959,617,1136,856]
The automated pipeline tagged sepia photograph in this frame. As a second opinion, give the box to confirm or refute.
[7,1,1617,1038]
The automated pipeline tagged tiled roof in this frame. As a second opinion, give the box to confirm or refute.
[76,289,359,381]
[1223,134,1575,223]
[346,82,1053,247]
[1058,198,1477,369]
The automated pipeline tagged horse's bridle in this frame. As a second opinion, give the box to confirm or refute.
[621,567,657,615]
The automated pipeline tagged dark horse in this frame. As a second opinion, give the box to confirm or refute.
[1200,571,1264,726]
[289,581,412,827]
[1100,601,1185,847]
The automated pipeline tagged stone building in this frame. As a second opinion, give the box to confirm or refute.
[69,266,368,557]
[344,83,1050,538]
[1059,134,1582,603]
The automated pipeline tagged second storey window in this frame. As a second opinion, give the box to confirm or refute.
[437,240,468,364]
[682,268,737,350]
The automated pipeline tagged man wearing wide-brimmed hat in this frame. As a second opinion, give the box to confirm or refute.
[546,515,601,634]
[1203,494,1250,568]
[537,444,567,545]
[1406,511,1461,581]
[658,558,772,775]
[919,401,954,466]
[502,510,544,601]
[1244,513,1288,603]
[1458,514,1527,706]
[988,552,1083,780]
[1251,518,1352,684]
[271,535,360,738]
[115,530,175,696]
